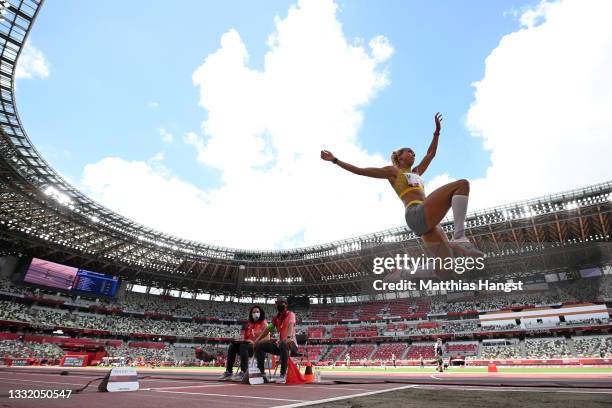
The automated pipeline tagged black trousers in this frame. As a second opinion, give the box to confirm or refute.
[255,340,298,376]
[225,342,254,373]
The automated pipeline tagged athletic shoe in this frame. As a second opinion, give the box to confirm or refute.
[231,371,245,381]
[277,374,287,384]
[218,371,233,381]
[449,236,485,258]
[261,373,270,383]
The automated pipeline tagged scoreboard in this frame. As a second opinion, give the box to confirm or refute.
[23,257,120,298]
[73,270,120,297]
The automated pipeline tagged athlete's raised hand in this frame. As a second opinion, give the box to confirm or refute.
[434,112,443,135]
[320,150,335,162]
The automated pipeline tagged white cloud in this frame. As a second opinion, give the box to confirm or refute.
[16,42,50,80]
[159,128,173,143]
[149,152,164,162]
[82,0,400,249]
[369,35,394,63]
[82,157,213,239]
[519,1,555,28]
[466,0,612,211]
[147,102,160,109]
[426,173,456,194]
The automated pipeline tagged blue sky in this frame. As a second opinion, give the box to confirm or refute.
[19,0,533,183]
[15,0,612,249]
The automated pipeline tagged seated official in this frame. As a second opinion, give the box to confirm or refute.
[218,305,268,381]
[254,297,298,384]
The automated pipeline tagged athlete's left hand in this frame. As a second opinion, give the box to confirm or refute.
[434,112,443,134]
[320,150,335,161]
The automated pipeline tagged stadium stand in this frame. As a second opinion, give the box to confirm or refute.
[438,320,479,333]
[405,344,435,359]
[359,300,386,319]
[330,326,350,338]
[573,335,612,358]
[351,326,379,337]
[106,345,177,363]
[444,342,478,356]
[479,342,522,360]
[322,345,347,363]
[370,343,408,361]
[1,275,612,366]
[525,338,572,359]
[306,326,326,339]
[337,344,376,362]
[0,339,63,359]
[301,345,328,362]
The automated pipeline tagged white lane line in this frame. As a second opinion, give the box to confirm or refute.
[140,378,217,383]
[411,384,612,394]
[147,390,304,402]
[0,371,101,378]
[430,374,442,380]
[143,384,237,391]
[0,377,89,387]
[0,373,220,388]
[302,386,372,391]
[271,384,417,408]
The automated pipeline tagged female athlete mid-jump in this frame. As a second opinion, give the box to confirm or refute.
[320,113,482,277]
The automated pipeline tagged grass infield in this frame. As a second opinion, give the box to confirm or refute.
[315,366,612,374]
[71,365,612,374]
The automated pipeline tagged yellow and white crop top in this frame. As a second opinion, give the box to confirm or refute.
[392,167,425,198]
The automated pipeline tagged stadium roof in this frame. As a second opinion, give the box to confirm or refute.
[0,0,611,297]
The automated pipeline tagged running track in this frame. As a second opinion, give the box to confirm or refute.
[0,367,610,408]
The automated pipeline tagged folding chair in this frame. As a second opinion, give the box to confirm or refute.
[267,333,309,379]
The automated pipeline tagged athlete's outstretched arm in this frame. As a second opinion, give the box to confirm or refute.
[413,112,442,175]
[321,150,395,179]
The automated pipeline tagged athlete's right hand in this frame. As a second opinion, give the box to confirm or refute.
[434,112,443,134]
[320,150,335,161]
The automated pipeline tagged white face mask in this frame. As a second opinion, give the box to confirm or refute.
[252,312,260,320]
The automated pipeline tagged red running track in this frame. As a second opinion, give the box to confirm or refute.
[0,367,610,408]
[0,368,414,408]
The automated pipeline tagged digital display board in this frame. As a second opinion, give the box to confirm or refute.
[61,356,86,367]
[23,258,78,290]
[11,358,29,366]
[73,270,120,297]
[23,258,120,297]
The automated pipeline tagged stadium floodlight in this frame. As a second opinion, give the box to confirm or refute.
[3,1,9,7]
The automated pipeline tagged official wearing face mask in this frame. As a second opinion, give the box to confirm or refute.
[218,305,268,381]
[254,297,298,384]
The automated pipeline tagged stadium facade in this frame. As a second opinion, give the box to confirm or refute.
[0,0,610,302]
[0,1,610,380]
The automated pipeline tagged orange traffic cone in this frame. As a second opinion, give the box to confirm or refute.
[285,357,306,385]
[303,362,314,383]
